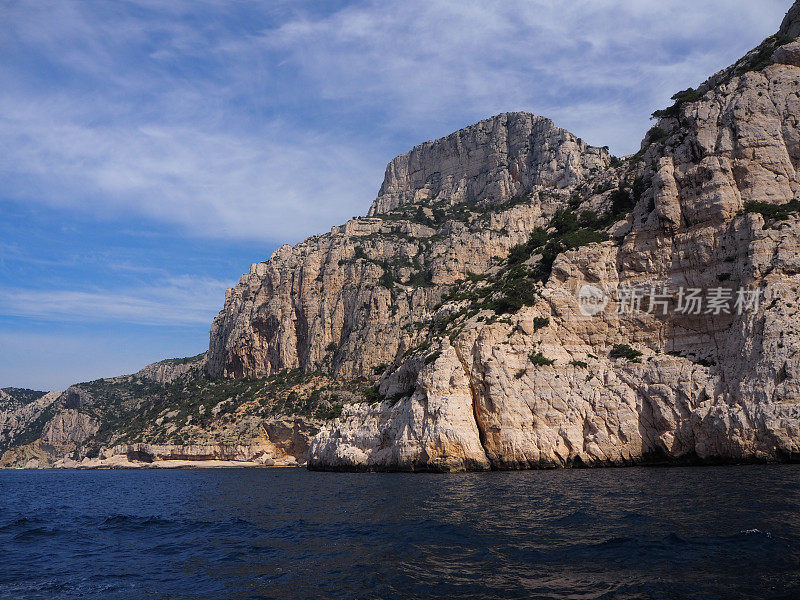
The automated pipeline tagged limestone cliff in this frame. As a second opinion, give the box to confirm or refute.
[0,388,54,453]
[308,6,800,470]
[0,359,348,468]
[206,113,609,381]
[4,3,800,472]
[368,112,607,215]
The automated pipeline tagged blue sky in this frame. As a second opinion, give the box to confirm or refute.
[0,0,791,390]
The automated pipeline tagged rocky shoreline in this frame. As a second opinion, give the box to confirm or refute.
[4,4,800,472]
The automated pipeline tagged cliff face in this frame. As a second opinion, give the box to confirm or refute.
[0,359,345,468]
[0,388,55,453]
[205,113,609,381]
[307,10,800,470]
[4,4,800,471]
[368,112,607,215]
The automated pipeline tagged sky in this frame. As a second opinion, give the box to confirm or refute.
[0,0,792,391]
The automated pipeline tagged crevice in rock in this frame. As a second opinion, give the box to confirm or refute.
[452,344,491,465]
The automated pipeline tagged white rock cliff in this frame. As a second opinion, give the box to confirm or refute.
[4,3,800,471]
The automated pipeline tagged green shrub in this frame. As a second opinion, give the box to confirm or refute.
[373,363,388,376]
[609,344,643,362]
[609,187,634,215]
[527,227,549,248]
[363,385,381,403]
[487,266,540,315]
[433,312,457,334]
[569,360,588,368]
[533,317,550,332]
[651,87,704,119]
[743,37,786,73]
[413,206,432,224]
[594,181,615,194]
[666,350,716,367]
[507,242,533,266]
[743,199,800,221]
[632,176,647,204]
[528,240,563,282]
[406,269,433,287]
[506,227,548,266]
[551,208,579,234]
[646,126,670,144]
[319,404,343,420]
[378,270,396,289]
[424,351,441,365]
[561,228,609,249]
[528,351,555,366]
[578,210,611,230]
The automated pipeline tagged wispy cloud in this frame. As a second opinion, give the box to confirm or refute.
[261,0,789,150]
[0,276,229,326]
[0,0,789,243]
[0,104,380,242]
[0,1,382,243]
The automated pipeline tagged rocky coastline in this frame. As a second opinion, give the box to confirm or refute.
[4,3,800,472]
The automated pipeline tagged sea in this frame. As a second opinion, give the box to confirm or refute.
[1,465,798,599]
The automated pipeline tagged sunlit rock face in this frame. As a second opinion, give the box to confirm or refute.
[313,5,800,470]
[10,4,799,471]
[368,112,608,216]
[205,112,610,381]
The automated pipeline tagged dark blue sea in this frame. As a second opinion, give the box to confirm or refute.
[1,465,799,600]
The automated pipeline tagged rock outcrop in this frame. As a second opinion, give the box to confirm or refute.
[0,361,346,468]
[206,115,609,381]
[5,3,800,472]
[135,353,207,384]
[52,415,320,468]
[368,112,608,215]
[308,5,800,470]
[1,389,60,452]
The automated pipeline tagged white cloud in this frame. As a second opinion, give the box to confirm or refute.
[0,0,791,244]
[262,0,789,151]
[0,102,381,241]
[0,276,230,327]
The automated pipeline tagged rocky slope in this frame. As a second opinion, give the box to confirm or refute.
[0,357,356,468]
[206,112,610,381]
[1,388,50,452]
[4,3,800,471]
[308,4,800,470]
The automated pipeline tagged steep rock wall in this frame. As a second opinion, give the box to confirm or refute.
[206,114,609,380]
[309,9,800,470]
[368,112,608,215]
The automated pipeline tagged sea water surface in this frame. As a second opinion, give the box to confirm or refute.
[1,465,798,599]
